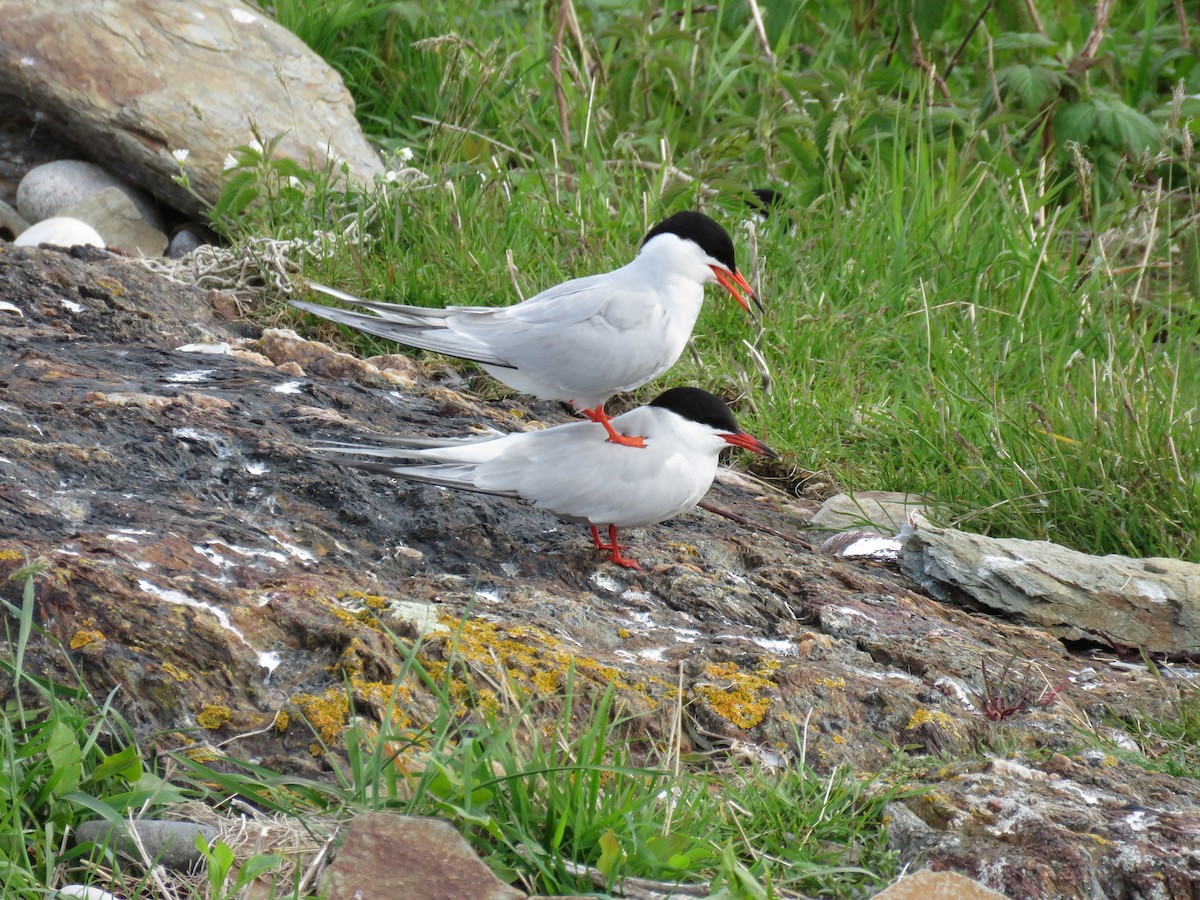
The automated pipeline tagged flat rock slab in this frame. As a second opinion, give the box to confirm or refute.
[0,0,382,215]
[322,813,524,900]
[901,517,1200,655]
[873,869,1005,899]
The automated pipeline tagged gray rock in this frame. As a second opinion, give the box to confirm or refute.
[73,819,217,872]
[166,224,216,258]
[17,159,161,229]
[900,515,1200,655]
[809,490,935,534]
[322,813,524,900]
[0,0,383,216]
[62,187,167,256]
[13,215,103,248]
[0,196,30,239]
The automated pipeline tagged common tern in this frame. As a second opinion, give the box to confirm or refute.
[292,211,759,448]
[316,386,777,570]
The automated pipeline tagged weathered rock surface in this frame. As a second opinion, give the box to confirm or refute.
[322,813,524,900]
[901,517,1200,656]
[73,819,217,873]
[1,244,1199,898]
[13,216,104,249]
[809,490,933,534]
[0,0,383,215]
[873,869,1006,899]
[17,159,162,229]
[60,187,168,257]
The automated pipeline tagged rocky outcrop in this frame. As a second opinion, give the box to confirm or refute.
[2,244,1199,898]
[0,0,383,215]
[902,517,1200,656]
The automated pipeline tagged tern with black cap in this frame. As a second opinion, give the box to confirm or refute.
[314,387,777,570]
[292,212,759,448]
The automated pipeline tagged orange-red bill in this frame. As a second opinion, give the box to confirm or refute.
[711,266,763,313]
[721,431,779,459]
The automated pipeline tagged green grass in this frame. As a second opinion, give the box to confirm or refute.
[1101,667,1200,779]
[222,0,1200,562]
[0,567,187,898]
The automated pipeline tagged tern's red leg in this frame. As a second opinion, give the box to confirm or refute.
[580,406,646,449]
[593,524,641,570]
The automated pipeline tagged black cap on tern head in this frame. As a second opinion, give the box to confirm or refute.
[642,211,739,274]
[649,386,740,433]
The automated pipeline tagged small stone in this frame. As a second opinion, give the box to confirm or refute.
[810,491,935,533]
[167,223,217,258]
[61,187,168,257]
[0,197,31,240]
[17,159,162,229]
[322,813,524,900]
[73,819,217,873]
[14,216,104,248]
[872,869,1006,899]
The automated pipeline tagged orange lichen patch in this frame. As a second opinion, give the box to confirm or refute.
[273,710,290,733]
[161,661,191,682]
[694,660,779,730]
[197,704,233,730]
[293,686,351,747]
[69,629,106,650]
[0,548,23,561]
[817,676,846,689]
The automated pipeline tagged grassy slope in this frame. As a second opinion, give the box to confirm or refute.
[251,0,1200,562]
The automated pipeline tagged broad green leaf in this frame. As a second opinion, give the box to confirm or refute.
[912,0,949,40]
[47,722,82,797]
[991,32,1058,51]
[596,828,624,880]
[233,853,285,888]
[1055,101,1098,144]
[87,744,141,786]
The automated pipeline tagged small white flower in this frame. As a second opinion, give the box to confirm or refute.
[384,170,401,183]
[398,147,414,162]
[171,148,189,165]
[287,176,302,188]
[249,138,264,154]
[223,153,238,171]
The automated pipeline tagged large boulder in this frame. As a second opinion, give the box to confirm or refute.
[0,0,383,215]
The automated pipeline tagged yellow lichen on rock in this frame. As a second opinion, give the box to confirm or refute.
[69,629,106,650]
[905,708,961,736]
[695,660,779,730]
[293,686,351,747]
[161,661,191,682]
[197,704,233,730]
